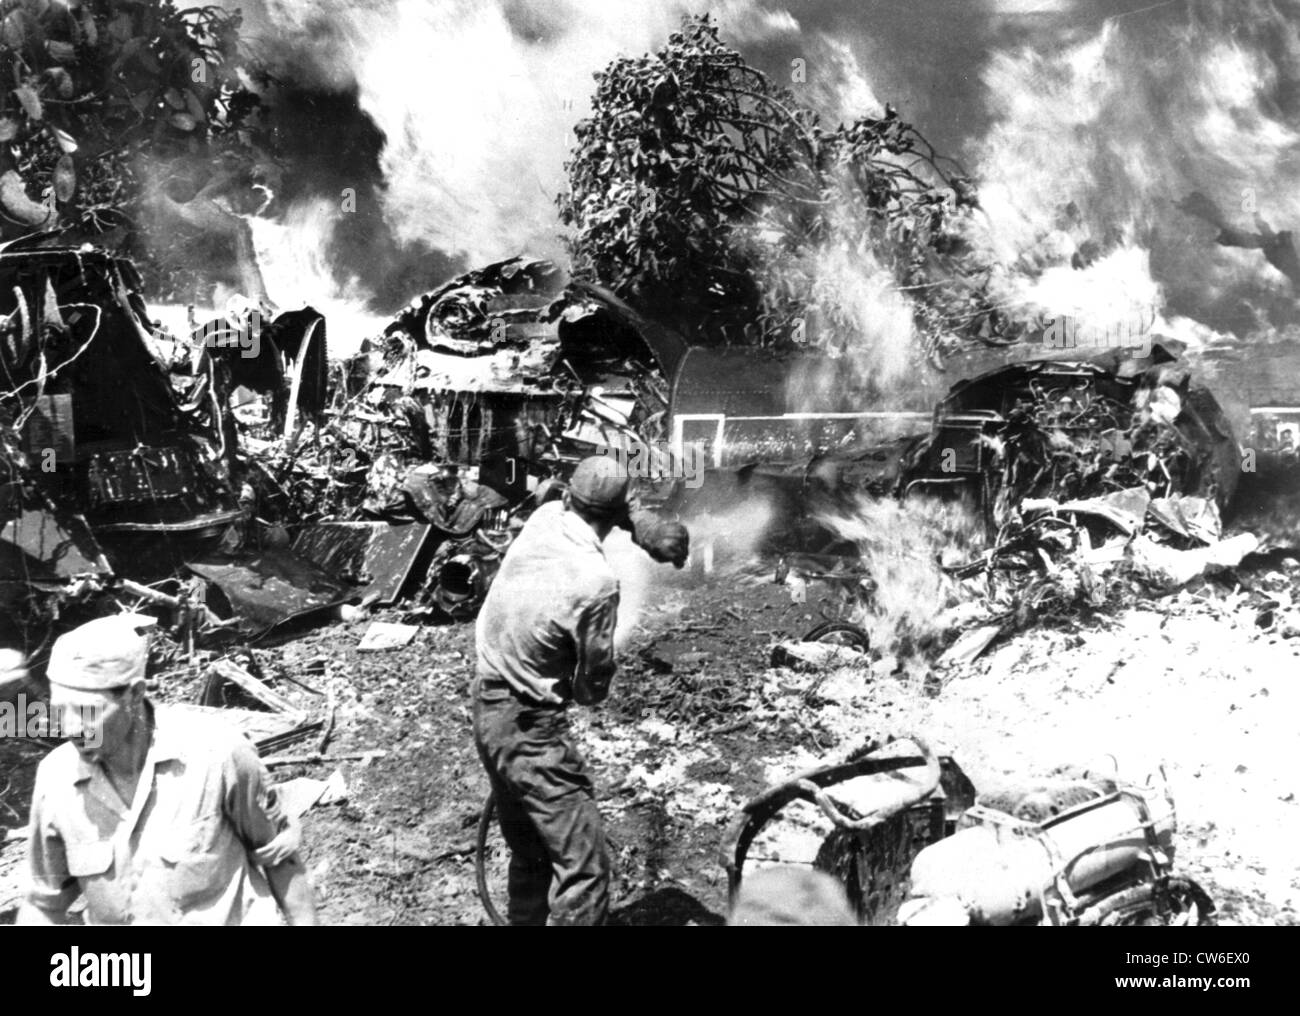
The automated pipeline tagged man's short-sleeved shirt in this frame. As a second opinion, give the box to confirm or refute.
[475,501,619,706]
[25,704,286,925]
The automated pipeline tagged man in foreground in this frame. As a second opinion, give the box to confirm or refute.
[19,614,317,926]
[473,455,687,925]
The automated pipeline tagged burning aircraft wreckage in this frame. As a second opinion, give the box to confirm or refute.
[0,245,1248,644]
[2,228,1275,926]
[6,0,1300,942]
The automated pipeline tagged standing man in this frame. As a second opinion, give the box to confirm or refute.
[473,455,687,926]
[19,615,317,926]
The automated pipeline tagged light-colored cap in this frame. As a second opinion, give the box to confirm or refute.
[46,615,153,691]
[568,455,630,514]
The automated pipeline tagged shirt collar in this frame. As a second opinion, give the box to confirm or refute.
[552,502,607,555]
[149,705,185,763]
[71,699,179,784]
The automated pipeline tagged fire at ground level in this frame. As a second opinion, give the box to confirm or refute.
[3,545,1295,926]
[3,247,1300,924]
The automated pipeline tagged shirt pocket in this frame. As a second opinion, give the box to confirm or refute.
[65,839,114,879]
[157,815,229,910]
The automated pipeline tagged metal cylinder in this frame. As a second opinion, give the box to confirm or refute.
[905,788,1175,925]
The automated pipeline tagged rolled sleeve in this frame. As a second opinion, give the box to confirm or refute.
[571,590,619,705]
[24,779,78,915]
[621,486,658,542]
[623,488,684,563]
[222,735,285,853]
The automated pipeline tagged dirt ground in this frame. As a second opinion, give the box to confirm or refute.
[2,531,1298,926]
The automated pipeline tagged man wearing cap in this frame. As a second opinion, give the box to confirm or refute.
[473,454,687,925]
[17,615,318,926]
[529,474,690,571]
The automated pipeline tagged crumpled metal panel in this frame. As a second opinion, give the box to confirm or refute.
[188,549,355,638]
[291,521,434,606]
[0,507,109,581]
[1050,487,1153,536]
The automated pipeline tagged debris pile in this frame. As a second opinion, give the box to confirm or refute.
[1,248,245,649]
[820,483,1262,676]
[0,240,1282,706]
[2,248,699,663]
[299,257,671,513]
[937,486,1256,659]
[801,350,1257,671]
[214,256,703,625]
[905,353,1240,527]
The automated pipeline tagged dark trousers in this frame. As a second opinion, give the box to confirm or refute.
[472,680,611,926]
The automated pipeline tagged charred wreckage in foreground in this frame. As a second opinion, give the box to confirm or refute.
[0,250,701,659]
[0,242,1258,926]
[1,247,1250,670]
[724,735,1216,926]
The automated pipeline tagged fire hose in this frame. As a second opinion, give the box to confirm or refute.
[723,733,941,907]
[478,739,939,925]
[475,790,507,926]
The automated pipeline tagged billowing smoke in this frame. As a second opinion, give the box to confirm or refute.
[969,0,1300,343]
[221,1,885,321]
[773,1,1300,383]
[247,205,386,352]
[602,528,656,651]
[247,0,678,264]
[606,492,777,648]
[776,217,919,412]
[212,1,1300,371]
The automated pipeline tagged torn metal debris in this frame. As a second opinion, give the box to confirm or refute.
[0,247,245,650]
[291,521,435,606]
[187,550,356,642]
[903,349,1241,531]
[725,737,1215,926]
[0,242,1264,684]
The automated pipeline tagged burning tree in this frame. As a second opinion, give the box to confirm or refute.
[559,14,1002,362]
[0,1,269,299]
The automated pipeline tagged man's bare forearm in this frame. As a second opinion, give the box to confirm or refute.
[265,854,319,926]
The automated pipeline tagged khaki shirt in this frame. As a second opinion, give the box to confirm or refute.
[25,704,286,926]
[475,501,619,706]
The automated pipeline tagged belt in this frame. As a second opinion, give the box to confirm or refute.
[474,672,568,709]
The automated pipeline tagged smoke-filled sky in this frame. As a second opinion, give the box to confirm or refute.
[228,0,1300,355]
[240,0,1178,264]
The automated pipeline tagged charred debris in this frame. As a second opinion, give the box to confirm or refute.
[0,244,1270,688]
[0,251,680,658]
